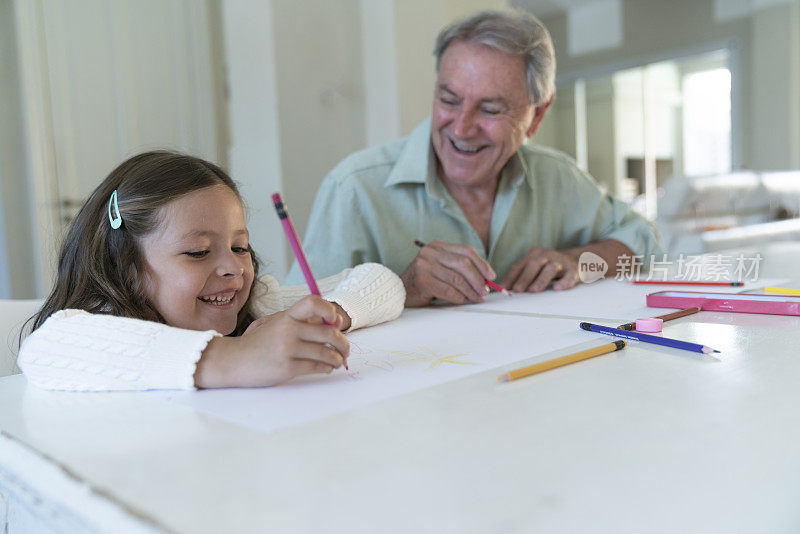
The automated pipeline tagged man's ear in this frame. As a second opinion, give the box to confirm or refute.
[525,94,555,138]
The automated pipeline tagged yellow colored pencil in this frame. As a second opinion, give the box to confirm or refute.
[496,340,626,382]
[765,286,800,296]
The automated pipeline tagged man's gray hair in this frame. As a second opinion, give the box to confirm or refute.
[433,10,556,106]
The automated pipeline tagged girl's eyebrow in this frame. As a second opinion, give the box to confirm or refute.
[178,229,249,241]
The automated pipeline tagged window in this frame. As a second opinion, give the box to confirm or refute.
[682,68,732,177]
[533,48,734,219]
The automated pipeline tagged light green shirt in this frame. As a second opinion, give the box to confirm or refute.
[289,119,662,283]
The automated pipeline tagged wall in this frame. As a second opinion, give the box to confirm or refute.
[0,0,36,298]
[222,0,287,277]
[273,0,367,277]
[360,0,401,148]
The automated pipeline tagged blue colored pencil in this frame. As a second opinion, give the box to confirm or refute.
[579,322,720,354]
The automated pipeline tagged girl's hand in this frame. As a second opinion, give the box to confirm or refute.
[194,295,350,388]
[331,303,352,331]
[243,302,351,332]
[242,302,351,330]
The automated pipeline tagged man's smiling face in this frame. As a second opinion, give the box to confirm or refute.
[431,40,537,190]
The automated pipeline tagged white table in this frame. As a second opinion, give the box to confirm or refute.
[2,244,800,533]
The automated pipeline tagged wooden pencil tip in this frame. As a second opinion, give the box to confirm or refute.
[496,375,508,382]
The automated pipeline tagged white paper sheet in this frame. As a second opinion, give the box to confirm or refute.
[154,308,605,435]
[463,278,790,322]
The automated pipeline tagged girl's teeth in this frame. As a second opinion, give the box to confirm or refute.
[202,294,233,304]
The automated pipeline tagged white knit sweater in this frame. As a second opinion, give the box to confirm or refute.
[18,263,405,391]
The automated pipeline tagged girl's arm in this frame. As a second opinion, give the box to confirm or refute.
[19,297,350,391]
[18,309,216,391]
[251,263,405,332]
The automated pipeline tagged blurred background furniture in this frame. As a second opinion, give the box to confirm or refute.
[656,171,800,257]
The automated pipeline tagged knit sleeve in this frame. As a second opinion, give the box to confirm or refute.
[17,310,220,391]
[251,263,405,332]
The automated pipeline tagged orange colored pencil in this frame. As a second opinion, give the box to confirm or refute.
[496,340,626,382]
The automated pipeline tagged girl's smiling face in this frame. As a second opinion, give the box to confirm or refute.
[139,185,254,334]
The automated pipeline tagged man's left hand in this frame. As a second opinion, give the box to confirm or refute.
[501,247,580,293]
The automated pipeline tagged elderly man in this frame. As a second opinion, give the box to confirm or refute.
[291,10,661,306]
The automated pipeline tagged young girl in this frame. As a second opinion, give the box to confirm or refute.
[18,151,405,391]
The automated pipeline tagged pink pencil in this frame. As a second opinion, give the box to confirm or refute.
[633,280,743,287]
[272,193,346,368]
[273,193,322,296]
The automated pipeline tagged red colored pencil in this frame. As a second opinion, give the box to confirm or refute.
[633,280,743,287]
[413,240,511,296]
[485,279,512,297]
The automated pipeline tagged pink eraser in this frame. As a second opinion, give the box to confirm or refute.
[635,318,663,332]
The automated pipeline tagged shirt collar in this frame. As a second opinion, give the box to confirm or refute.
[504,150,527,189]
[384,118,434,187]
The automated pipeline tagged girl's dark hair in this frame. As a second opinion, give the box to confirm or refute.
[30,151,260,335]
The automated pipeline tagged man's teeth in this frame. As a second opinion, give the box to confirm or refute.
[452,140,480,153]
[201,294,234,305]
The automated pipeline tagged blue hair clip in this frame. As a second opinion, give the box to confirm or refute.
[108,189,122,229]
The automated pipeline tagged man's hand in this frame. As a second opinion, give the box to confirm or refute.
[501,240,635,293]
[501,247,580,293]
[401,241,496,306]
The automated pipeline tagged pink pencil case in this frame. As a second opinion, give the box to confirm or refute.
[646,290,800,316]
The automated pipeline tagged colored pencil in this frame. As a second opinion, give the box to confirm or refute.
[496,340,626,382]
[413,240,511,297]
[633,280,743,287]
[272,193,345,368]
[579,322,719,354]
[764,286,800,296]
[273,193,321,296]
[617,307,702,331]
[484,279,511,296]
